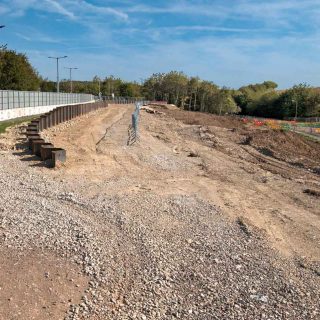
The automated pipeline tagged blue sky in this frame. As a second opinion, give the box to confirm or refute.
[0,0,319,89]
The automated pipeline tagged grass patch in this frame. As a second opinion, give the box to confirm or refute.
[0,116,37,134]
[294,131,320,143]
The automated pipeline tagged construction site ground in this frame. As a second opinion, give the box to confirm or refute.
[0,104,319,319]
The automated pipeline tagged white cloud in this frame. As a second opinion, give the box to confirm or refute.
[15,29,63,43]
[15,32,31,41]
[1,0,128,21]
[4,0,320,89]
[44,0,76,19]
[125,0,320,29]
[0,5,10,15]
[76,0,128,20]
[126,2,228,18]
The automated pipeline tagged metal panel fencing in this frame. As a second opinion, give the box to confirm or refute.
[0,90,94,110]
[128,102,141,145]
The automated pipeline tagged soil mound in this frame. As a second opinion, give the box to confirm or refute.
[246,130,320,172]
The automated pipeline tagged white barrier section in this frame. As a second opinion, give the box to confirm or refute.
[0,90,95,121]
[0,101,95,121]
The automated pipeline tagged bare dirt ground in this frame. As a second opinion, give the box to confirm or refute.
[0,249,87,320]
[45,105,320,260]
[0,104,319,319]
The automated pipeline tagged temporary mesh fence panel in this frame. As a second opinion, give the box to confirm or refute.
[0,90,94,110]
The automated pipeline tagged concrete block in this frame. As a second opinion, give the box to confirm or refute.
[28,124,38,129]
[58,108,62,123]
[26,130,39,137]
[40,146,50,161]
[34,142,53,157]
[52,149,66,167]
[48,112,53,128]
[40,145,56,161]
[28,135,41,149]
[31,139,45,154]
[42,147,66,167]
[55,109,59,125]
[60,106,64,122]
[40,115,47,130]
[45,113,50,129]
[26,126,37,131]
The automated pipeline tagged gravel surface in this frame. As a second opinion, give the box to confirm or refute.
[0,149,319,320]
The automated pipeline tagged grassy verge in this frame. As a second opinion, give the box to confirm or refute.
[0,116,37,134]
[294,131,320,143]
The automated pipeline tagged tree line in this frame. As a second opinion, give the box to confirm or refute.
[0,48,319,119]
[234,82,320,119]
[143,73,320,119]
[41,76,143,98]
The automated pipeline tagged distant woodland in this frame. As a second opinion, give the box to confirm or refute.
[1,48,319,119]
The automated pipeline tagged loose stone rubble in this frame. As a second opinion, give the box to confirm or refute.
[0,150,319,319]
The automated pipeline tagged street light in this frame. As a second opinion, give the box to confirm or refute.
[0,25,6,49]
[64,67,78,93]
[48,55,68,93]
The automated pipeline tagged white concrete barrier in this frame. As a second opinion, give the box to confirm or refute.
[0,100,95,121]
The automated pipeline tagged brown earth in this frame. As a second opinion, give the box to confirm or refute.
[163,108,320,173]
[40,104,320,261]
[0,249,87,320]
[2,104,320,319]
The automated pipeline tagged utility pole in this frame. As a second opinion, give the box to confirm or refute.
[64,67,78,93]
[0,25,6,50]
[48,56,68,93]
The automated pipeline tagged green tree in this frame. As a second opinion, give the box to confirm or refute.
[187,77,200,111]
[40,79,56,92]
[275,84,319,118]
[119,82,142,97]
[234,81,279,115]
[143,73,166,100]
[0,49,41,90]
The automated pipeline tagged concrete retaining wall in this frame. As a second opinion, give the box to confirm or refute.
[0,100,95,121]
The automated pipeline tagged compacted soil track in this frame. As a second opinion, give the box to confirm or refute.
[0,104,319,319]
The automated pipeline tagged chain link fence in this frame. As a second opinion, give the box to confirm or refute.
[0,90,94,110]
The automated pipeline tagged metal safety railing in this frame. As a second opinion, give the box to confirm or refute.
[0,90,94,110]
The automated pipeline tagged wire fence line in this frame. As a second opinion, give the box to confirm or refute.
[102,96,149,105]
[128,102,142,145]
[0,90,94,110]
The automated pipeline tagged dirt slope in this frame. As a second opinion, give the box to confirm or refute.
[1,104,319,319]
[44,105,320,260]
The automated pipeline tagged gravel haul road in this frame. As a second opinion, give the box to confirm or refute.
[0,104,319,319]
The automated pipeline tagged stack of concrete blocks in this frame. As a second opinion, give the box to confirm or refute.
[25,101,107,168]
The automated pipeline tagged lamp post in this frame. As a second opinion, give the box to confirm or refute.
[0,25,6,49]
[48,55,68,93]
[64,67,78,93]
